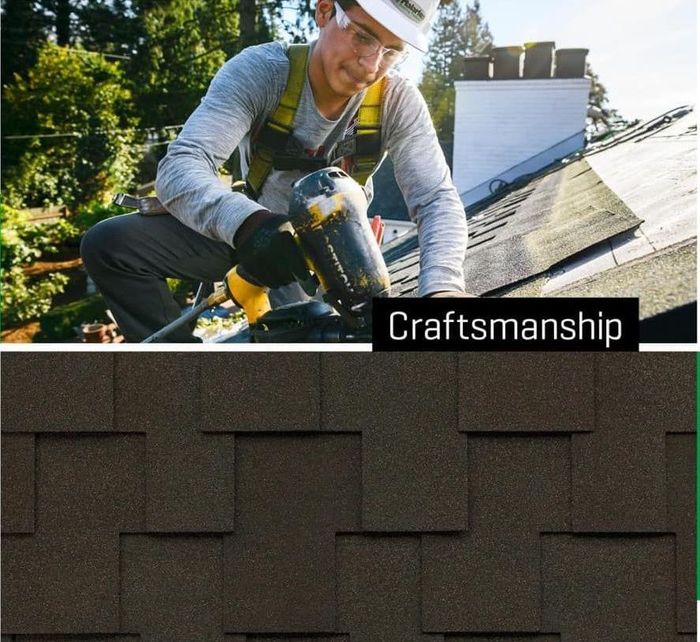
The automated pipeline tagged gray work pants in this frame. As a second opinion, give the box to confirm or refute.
[80,212,237,342]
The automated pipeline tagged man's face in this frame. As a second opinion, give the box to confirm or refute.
[315,0,406,98]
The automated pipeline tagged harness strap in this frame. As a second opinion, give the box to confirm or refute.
[348,76,385,185]
[245,44,385,198]
[246,43,309,198]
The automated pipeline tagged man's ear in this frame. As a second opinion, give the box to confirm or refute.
[315,0,335,28]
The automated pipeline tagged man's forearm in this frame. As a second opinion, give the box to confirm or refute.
[155,140,263,246]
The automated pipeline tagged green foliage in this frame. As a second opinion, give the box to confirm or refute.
[130,0,240,128]
[419,0,494,145]
[1,203,79,269]
[1,0,50,82]
[2,267,70,326]
[0,200,78,326]
[586,62,627,131]
[166,277,197,307]
[71,200,123,235]
[35,293,109,341]
[2,41,139,210]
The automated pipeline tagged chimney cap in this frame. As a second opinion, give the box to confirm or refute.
[492,45,524,54]
[524,41,556,49]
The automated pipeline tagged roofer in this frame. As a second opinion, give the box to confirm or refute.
[81,0,469,342]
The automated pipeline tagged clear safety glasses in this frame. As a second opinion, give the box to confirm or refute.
[334,2,409,68]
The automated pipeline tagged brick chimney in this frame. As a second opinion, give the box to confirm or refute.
[453,43,590,206]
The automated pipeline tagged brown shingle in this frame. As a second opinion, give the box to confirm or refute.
[223,434,361,633]
[541,534,676,640]
[1,433,34,533]
[336,535,441,641]
[666,433,695,633]
[571,353,693,532]
[422,436,570,632]
[458,353,595,432]
[114,354,235,532]
[2,435,145,634]
[201,354,321,431]
[120,534,237,641]
[322,353,467,531]
[1,354,115,432]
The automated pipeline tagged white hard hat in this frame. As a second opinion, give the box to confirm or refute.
[354,0,439,53]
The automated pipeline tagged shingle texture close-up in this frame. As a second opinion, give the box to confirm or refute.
[1,352,696,641]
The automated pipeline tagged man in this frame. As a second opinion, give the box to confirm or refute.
[81,0,468,342]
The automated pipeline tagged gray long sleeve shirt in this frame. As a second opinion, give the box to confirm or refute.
[155,40,467,296]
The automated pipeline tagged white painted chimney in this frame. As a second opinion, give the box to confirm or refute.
[453,44,591,206]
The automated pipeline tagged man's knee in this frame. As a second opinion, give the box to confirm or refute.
[80,215,134,277]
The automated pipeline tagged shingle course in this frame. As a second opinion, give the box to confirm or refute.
[0,352,694,639]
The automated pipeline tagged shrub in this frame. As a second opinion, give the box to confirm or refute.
[2,42,139,210]
[35,293,109,342]
[1,200,78,327]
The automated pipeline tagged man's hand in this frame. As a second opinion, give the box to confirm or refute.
[235,210,312,290]
[428,291,478,298]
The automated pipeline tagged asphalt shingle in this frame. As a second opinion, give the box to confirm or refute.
[322,353,468,531]
[1,354,115,432]
[422,436,570,633]
[121,534,241,642]
[1,433,34,533]
[2,435,145,634]
[571,353,694,531]
[0,352,694,639]
[385,160,642,297]
[336,535,442,642]
[541,534,676,641]
[223,434,361,633]
[458,353,595,432]
[201,354,321,431]
[666,433,696,633]
[114,354,236,532]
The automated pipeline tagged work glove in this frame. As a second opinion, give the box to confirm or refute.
[235,210,315,292]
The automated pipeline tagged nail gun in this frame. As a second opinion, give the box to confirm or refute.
[133,167,392,343]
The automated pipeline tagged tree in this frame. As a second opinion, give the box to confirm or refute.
[0,0,51,82]
[419,0,494,145]
[586,62,626,133]
[2,42,138,209]
[128,0,240,128]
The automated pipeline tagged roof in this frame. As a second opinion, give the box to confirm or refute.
[384,106,697,342]
[1,352,695,639]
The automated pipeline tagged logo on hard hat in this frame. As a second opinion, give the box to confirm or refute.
[391,0,425,23]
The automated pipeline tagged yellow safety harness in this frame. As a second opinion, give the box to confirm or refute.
[244,43,385,199]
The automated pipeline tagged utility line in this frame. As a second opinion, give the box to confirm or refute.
[3,124,184,140]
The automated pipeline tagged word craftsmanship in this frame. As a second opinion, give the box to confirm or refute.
[372,297,639,351]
